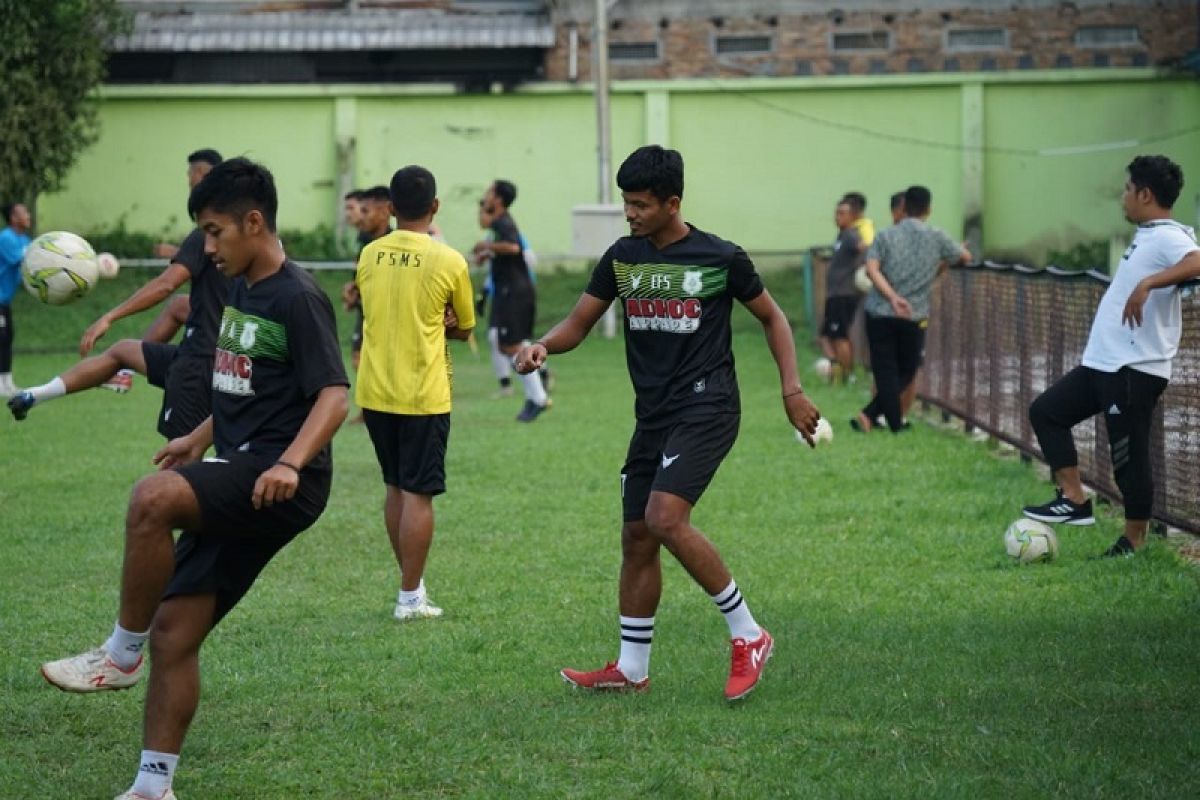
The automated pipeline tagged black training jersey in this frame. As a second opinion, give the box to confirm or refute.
[173,228,233,360]
[211,261,349,469]
[489,213,532,294]
[586,225,764,427]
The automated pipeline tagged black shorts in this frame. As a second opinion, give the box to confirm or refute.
[621,414,740,521]
[363,410,450,495]
[490,285,535,346]
[820,295,859,340]
[169,451,332,623]
[142,343,213,440]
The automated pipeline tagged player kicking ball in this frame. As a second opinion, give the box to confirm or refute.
[514,146,820,701]
[39,158,349,799]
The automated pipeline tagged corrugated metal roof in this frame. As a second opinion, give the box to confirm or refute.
[112,10,555,52]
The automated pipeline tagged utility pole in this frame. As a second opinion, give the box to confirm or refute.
[595,0,618,337]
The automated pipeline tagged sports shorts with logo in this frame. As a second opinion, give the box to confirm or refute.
[169,451,331,623]
[820,295,859,340]
[142,341,214,440]
[621,413,740,521]
[490,283,535,346]
[363,410,450,495]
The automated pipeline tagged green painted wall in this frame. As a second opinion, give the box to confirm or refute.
[36,72,1200,264]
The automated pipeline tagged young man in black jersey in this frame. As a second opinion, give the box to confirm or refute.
[39,158,349,800]
[9,149,230,439]
[515,145,820,701]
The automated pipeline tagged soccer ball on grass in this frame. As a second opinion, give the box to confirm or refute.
[22,231,100,305]
[1003,518,1058,564]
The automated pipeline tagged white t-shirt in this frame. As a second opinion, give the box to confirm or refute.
[1081,219,1198,380]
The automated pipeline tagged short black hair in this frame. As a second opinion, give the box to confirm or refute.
[842,192,867,214]
[890,191,905,211]
[1127,155,1184,209]
[491,180,517,208]
[187,149,223,168]
[903,185,931,217]
[187,157,278,232]
[389,165,437,221]
[344,190,364,201]
[617,145,684,202]
[1,204,18,224]
[364,185,391,203]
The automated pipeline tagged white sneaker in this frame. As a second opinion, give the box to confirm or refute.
[394,597,444,621]
[115,790,177,800]
[41,646,144,692]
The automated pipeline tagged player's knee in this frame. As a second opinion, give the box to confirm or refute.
[643,504,688,544]
[621,520,657,556]
[107,338,142,366]
[127,473,189,529]
[1028,393,1051,430]
[149,611,201,663]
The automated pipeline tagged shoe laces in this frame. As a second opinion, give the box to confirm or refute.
[729,639,750,676]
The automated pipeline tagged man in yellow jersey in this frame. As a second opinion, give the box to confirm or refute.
[356,165,476,620]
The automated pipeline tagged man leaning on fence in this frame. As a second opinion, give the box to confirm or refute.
[1023,155,1200,557]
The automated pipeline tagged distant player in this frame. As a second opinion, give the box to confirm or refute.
[514,145,820,701]
[472,180,549,421]
[39,157,349,800]
[0,202,32,397]
[1023,155,1199,557]
[818,195,868,383]
[356,165,475,621]
[342,185,393,424]
[8,149,229,439]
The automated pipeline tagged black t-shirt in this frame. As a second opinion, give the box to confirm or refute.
[173,228,233,360]
[489,213,532,295]
[211,261,349,468]
[586,225,764,427]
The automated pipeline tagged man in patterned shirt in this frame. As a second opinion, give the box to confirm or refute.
[854,185,970,433]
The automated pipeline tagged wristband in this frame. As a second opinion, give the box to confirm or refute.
[275,460,301,474]
[783,389,804,399]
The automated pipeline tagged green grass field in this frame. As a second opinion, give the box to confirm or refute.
[2,268,1199,798]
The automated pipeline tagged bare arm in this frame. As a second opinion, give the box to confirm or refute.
[741,289,821,445]
[1122,249,1200,328]
[153,415,214,470]
[513,293,610,372]
[865,257,912,319]
[80,262,192,356]
[253,385,349,509]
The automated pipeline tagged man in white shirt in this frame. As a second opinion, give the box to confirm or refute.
[1023,155,1200,557]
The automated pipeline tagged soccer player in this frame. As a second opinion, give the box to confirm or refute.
[854,185,970,433]
[39,157,349,800]
[8,149,229,438]
[513,145,821,701]
[342,185,393,424]
[472,180,549,422]
[1023,155,1200,557]
[0,202,32,397]
[357,165,475,621]
[818,195,869,383]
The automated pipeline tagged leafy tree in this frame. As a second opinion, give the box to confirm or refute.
[0,0,129,205]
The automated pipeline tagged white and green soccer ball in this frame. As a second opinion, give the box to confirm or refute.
[1004,518,1059,564]
[22,231,100,305]
[795,417,834,446]
[813,357,833,380]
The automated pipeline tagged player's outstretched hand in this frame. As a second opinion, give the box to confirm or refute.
[513,342,546,375]
[153,435,207,471]
[1122,280,1149,329]
[79,316,112,357]
[252,464,299,510]
[785,391,821,448]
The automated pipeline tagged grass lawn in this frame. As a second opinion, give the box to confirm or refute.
[1,267,1198,798]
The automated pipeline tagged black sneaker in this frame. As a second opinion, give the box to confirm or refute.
[516,400,548,423]
[1098,535,1136,558]
[1022,492,1095,526]
[7,390,34,421]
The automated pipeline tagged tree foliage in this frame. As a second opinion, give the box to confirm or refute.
[0,0,129,205]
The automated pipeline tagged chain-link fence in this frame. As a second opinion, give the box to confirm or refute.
[921,263,1200,534]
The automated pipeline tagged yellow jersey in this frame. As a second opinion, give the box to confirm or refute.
[355,229,475,415]
[853,217,876,247]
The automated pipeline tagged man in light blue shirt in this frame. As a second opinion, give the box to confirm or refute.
[0,203,32,396]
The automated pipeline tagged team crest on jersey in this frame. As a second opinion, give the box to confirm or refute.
[213,308,288,396]
[694,378,706,393]
[682,270,703,296]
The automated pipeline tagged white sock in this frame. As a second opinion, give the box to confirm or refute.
[488,328,511,380]
[616,615,654,682]
[0,372,12,390]
[398,579,426,606]
[27,376,66,403]
[711,580,762,642]
[104,622,150,669]
[130,750,178,799]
